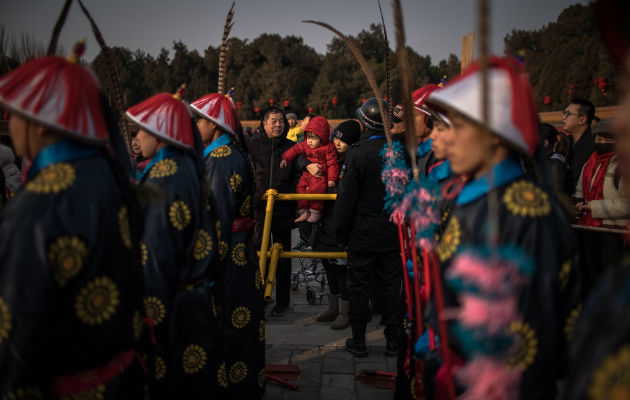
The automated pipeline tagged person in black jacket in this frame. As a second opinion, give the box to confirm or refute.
[314,120,361,330]
[250,107,314,316]
[562,98,596,194]
[333,98,403,358]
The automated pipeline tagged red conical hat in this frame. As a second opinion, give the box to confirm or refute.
[125,85,194,150]
[413,84,440,116]
[190,93,237,135]
[426,56,539,155]
[0,41,108,144]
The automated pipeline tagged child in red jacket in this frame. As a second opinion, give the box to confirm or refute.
[280,116,339,222]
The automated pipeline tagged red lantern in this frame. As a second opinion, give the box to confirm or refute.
[236,101,242,109]
[568,84,574,96]
[283,100,290,107]
[332,96,337,106]
[254,107,260,114]
[543,96,550,105]
[269,99,275,106]
[597,78,607,96]
[307,107,313,114]
[362,98,367,104]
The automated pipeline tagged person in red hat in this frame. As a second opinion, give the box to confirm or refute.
[280,115,339,223]
[0,42,145,398]
[190,92,265,399]
[421,56,583,399]
[126,86,221,399]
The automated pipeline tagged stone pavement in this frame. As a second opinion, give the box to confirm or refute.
[263,241,396,400]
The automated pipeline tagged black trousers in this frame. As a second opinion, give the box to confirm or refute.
[322,259,349,301]
[270,228,292,307]
[347,249,402,325]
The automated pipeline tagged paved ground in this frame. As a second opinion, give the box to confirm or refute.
[263,232,395,399]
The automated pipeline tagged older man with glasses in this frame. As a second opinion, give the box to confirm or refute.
[561,98,596,194]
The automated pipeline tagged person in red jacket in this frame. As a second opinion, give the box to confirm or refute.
[280,116,339,222]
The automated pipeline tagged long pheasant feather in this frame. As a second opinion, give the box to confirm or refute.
[218,2,235,95]
[377,0,392,123]
[392,0,419,179]
[77,0,133,159]
[47,0,74,55]
[304,20,392,147]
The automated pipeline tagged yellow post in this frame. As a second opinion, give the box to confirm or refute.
[264,243,283,301]
[258,189,278,285]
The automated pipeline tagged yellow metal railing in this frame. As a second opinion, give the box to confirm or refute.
[258,189,347,301]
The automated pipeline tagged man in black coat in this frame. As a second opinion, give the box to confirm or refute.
[250,107,312,316]
[333,98,402,358]
[562,98,596,194]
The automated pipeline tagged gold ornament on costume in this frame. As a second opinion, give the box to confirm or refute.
[503,180,551,217]
[239,194,252,217]
[258,368,266,388]
[218,241,228,261]
[255,269,262,290]
[60,384,105,400]
[140,242,148,267]
[559,260,571,292]
[132,310,142,340]
[259,320,265,342]
[229,173,242,192]
[118,206,132,249]
[169,200,191,231]
[0,296,11,343]
[193,229,213,260]
[438,216,461,262]
[229,361,247,383]
[217,362,229,388]
[3,387,44,400]
[216,221,222,240]
[564,304,582,342]
[148,159,178,179]
[26,163,76,194]
[588,346,630,400]
[210,145,232,158]
[74,276,120,325]
[231,243,247,266]
[182,344,207,374]
[231,306,251,329]
[47,236,89,286]
[143,296,166,326]
[155,355,167,380]
[507,320,538,370]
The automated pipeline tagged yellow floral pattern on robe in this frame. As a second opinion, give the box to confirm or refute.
[193,229,212,260]
[74,276,120,326]
[239,195,251,217]
[438,216,461,262]
[182,344,207,374]
[169,200,191,231]
[148,159,177,179]
[118,206,132,249]
[503,180,551,217]
[210,145,232,158]
[217,362,228,388]
[229,361,247,383]
[0,296,11,344]
[231,306,251,329]
[230,173,242,192]
[588,346,630,400]
[231,243,247,266]
[26,163,76,194]
[143,296,166,326]
[47,236,89,286]
[507,320,538,370]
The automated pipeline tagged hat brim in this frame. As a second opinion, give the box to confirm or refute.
[189,104,236,136]
[125,111,193,151]
[354,107,384,132]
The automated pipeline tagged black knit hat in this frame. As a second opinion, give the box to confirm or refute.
[333,120,361,146]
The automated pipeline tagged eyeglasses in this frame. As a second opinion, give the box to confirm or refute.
[561,110,580,118]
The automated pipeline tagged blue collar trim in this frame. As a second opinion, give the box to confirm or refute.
[138,146,183,181]
[28,140,98,179]
[203,134,232,158]
[456,157,524,205]
[428,160,451,182]
[417,139,432,157]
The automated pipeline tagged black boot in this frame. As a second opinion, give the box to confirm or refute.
[384,324,399,357]
[345,321,368,358]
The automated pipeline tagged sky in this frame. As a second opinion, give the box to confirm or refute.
[1,0,589,63]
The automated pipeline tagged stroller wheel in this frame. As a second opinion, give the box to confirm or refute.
[306,288,316,305]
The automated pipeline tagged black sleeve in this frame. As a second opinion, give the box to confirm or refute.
[333,148,360,245]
